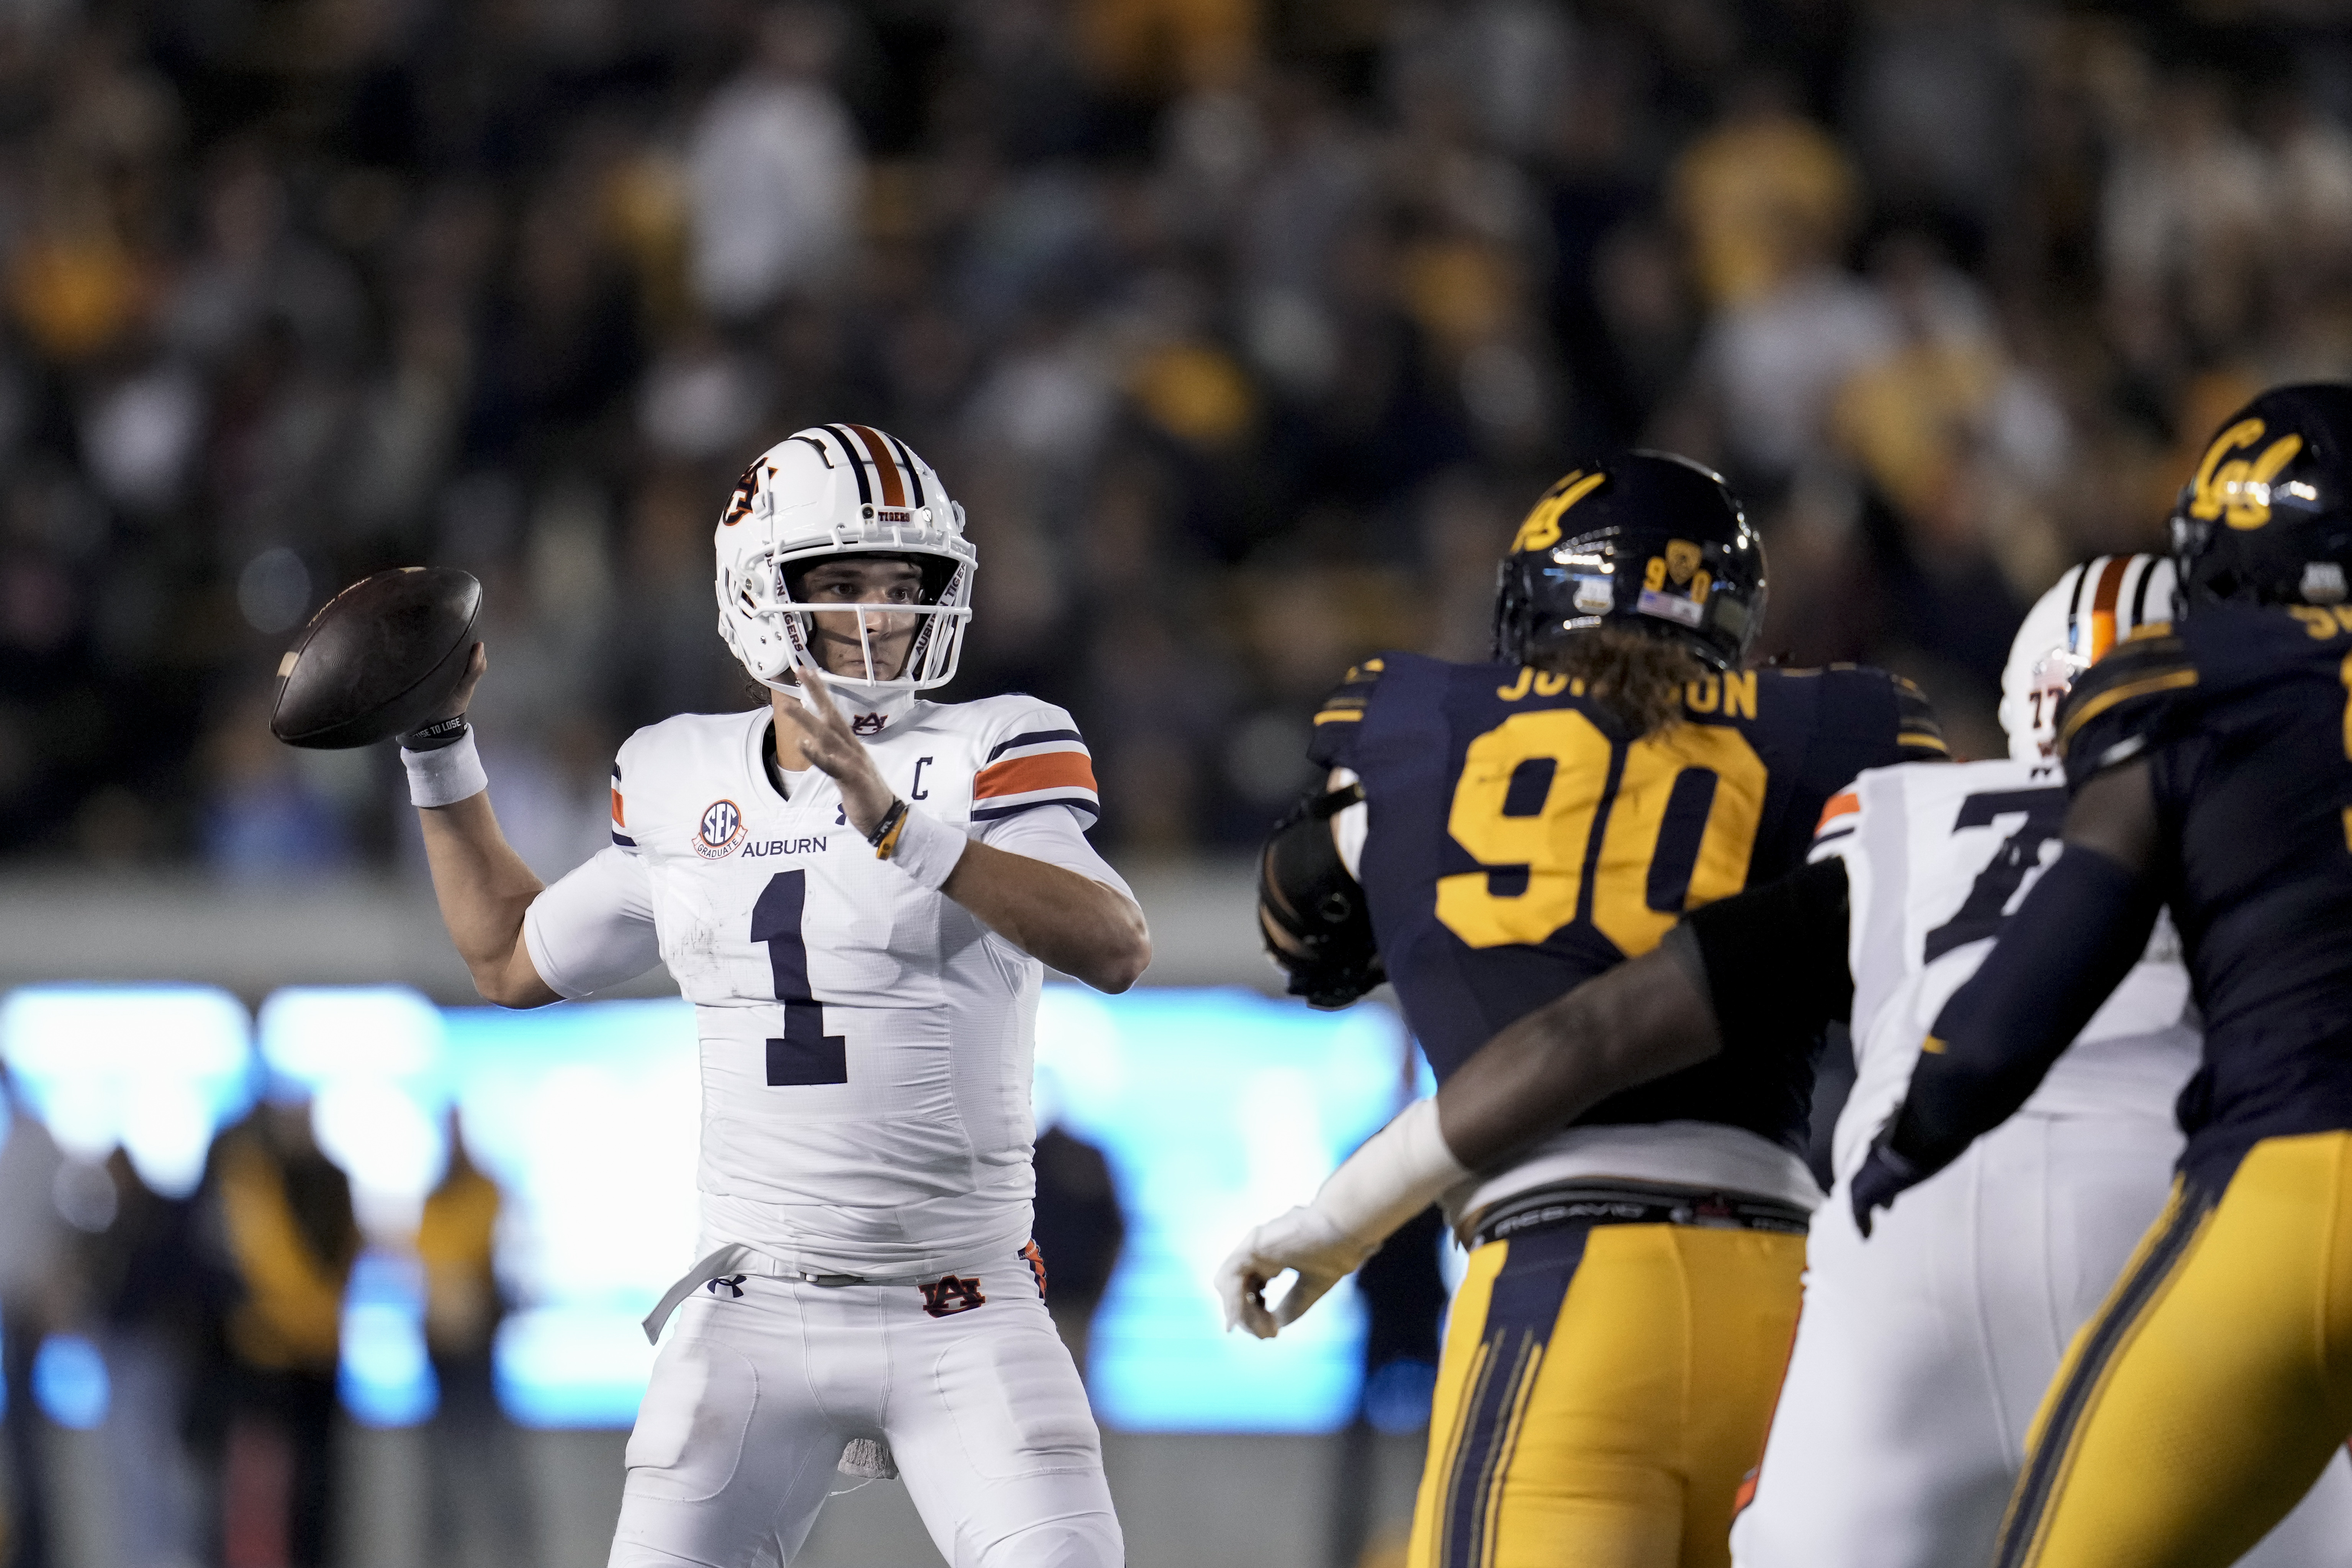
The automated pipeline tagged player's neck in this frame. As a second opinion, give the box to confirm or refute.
[761,712,814,800]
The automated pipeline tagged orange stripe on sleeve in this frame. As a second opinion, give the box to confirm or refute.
[974,751,1098,800]
[1815,791,1859,834]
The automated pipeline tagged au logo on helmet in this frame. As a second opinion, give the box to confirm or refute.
[2188,418,2306,532]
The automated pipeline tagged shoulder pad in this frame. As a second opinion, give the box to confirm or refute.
[1313,659,1385,727]
[1306,658,1387,767]
[1800,663,1950,762]
[2056,624,2197,786]
[1889,674,1950,761]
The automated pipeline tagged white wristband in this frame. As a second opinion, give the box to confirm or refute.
[1310,1097,1471,1250]
[401,729,489,808]
[886,806,968,891]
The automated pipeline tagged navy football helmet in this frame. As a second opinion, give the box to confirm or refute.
[1492,451,1767,673]
[2172,383,2352,610]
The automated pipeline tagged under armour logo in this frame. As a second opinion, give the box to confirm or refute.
[706,1274,747,1298]
[852,712,885,736]
[918,1275,985,1318]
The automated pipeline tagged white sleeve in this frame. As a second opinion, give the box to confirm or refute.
[1810,769,1907,1048]
[975,803,1134,903]
[522,845,663,1000]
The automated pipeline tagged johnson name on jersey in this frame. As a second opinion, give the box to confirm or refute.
[1809,757,2197,1184]
[1311,650,1944,1216]
[525,694,1117,1280]
[2059,603,2352,1187]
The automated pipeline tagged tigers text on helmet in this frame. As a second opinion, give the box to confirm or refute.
[2170,383,2352,611]
[1999,554,2176,763]
[1491,452,1766,674]
[714,425,977,724]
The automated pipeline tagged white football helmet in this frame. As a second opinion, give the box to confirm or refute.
[1998,553,2177,763]
[715,424,976,730]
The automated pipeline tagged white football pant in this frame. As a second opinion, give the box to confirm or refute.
[608,1260,1121,1568]
[1731,1108,2352,1568]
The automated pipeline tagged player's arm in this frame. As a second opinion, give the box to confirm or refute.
[409,646,663,1008]
[777,670,1150,993]
[406,646,558,1008]
[1219,858,1855,1336]
[1851,759,2162,1231]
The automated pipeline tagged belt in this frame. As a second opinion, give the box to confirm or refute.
[640,1246,929,1344]
[1466,1179,1812,1250]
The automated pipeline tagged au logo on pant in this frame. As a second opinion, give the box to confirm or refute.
[920,1275,985,1318]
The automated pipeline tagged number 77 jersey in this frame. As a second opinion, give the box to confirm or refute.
[1312,653,1946,1151]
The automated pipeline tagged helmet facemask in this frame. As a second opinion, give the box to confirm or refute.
[777,553,971,689]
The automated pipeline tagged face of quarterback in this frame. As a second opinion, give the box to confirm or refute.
[792,556,926,682]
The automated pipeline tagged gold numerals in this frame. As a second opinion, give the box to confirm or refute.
[1435,710,1768,954]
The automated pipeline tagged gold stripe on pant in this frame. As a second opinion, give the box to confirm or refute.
[1408,1219,1804,1568]
[1997,1130,2352,1568]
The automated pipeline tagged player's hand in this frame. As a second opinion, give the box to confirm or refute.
[402,642,485,750]
[1848,1128,1929,1238]
[442,642,486,718]
[775,665,893,834]
[1215,1206,1371,1339]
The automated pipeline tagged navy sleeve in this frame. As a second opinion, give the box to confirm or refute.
[1305,657,1388,770]
[2056,625,2198,787]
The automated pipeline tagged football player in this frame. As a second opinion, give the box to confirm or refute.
[400,425,1148,1568]
[1226,451,1947,1568]
[1849,385,2352,1565]
[1732,550,2352,1568]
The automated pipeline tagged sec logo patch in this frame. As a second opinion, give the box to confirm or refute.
[694,799,745,860]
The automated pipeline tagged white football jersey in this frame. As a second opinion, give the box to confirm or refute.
[1812,756,2198,1184]
[522,696,1126,1279]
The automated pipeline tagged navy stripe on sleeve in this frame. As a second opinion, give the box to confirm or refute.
[970,795,1100,823]
[985,728,1084,763]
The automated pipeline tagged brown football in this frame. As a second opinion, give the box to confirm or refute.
[269,568,482,749]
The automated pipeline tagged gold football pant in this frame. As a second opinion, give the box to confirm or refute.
[1996,1130,2352,1568]
[1407,1213,1805,1568]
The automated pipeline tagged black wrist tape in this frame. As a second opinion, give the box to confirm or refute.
[404,714,470,752]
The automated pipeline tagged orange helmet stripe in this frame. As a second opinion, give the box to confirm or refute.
[2086,554,2131,662]
[845,424,908,509]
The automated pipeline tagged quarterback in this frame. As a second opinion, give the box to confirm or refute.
[401,424,1147,1567]
[1227,452,1945,1568]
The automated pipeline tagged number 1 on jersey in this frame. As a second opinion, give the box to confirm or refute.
[751,870,847,1085]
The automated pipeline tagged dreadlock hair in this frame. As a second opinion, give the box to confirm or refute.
[1530,625,1707,738]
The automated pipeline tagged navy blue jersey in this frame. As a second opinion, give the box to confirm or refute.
[2059,603,2352,1186]
[1311,653,1944,1155]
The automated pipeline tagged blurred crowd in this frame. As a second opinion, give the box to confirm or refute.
[2,0,2350,871]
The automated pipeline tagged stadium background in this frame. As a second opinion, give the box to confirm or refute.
[1,0,2349,1565]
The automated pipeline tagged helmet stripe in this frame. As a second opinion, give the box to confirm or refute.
[884,430,927,507]
[820,425,873,506]
[846,424,908,508]
[2128,553,2160,627]
[2063,556,2095,644]
[2087,553,2131,661]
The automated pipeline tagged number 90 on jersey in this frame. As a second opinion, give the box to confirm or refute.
[1435,710,1767,955]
